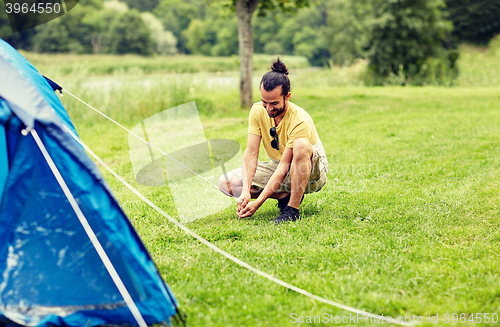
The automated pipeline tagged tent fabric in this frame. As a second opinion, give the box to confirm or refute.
[0,42,76,135]
[42,76,63,93]
[0,39,178,326]
[0,122,7,199]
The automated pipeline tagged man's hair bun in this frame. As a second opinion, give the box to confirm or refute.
[260,57,291,96]
[271,58,289,75]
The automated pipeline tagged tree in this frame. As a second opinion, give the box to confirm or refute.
[33,20,72,53]
[292,26,329,66]
[367,0,453,80]
[122,0,159,12]
[183,19,206,54]
[82,10,117,54]
[141,12,178,55]
[288,6,329,66]
[0,0,101,50]
[232,0,310,108]
[445,0,500,45]
[252,6,331,64]
[32,6,94,53]
[325,0,371,65]
[210,17,239,56]
[108,9,154,55]
[154,0,204,53]
[253,11,285,54]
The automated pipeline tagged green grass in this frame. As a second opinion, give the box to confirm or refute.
[52,65,500,327]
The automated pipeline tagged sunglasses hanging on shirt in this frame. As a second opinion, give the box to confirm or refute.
[270,127,279,150]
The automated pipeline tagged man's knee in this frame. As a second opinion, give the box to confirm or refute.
[218,174,232,191]
[292,138,313,159]
[218,173,241,196]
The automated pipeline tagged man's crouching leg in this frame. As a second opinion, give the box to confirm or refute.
[218,172,280,199]
[218,173,242,197]
[274,138,313,224]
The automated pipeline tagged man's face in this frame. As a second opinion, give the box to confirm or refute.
[260,85,291,119]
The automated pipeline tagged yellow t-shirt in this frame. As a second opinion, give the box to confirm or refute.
[248,101,319,161]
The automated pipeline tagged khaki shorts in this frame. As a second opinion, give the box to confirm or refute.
[228,147,327,194]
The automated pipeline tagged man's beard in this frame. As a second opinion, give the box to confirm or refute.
[267,98,286,118]
[268,106,285,118]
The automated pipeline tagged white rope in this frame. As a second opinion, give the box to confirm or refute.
[63,89,234,198]
[62,125,413,327]
[30,128,149,327]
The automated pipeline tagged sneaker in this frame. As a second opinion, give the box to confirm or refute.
[276,193,304,214]
[276,193,291,213]
[274,206,301,224]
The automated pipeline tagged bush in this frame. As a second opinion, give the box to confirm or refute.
[411,49,459,85]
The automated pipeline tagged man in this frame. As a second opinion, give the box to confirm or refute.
[218,58,328,223]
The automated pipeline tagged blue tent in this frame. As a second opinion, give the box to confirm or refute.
[0,39,179,326]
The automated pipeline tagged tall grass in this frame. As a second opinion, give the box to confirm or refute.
[293,60,368,88]
[20,52,310,76]
[456,35,500,86]
[56,70,244,127]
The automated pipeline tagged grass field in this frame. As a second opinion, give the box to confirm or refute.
[49,57,500,327]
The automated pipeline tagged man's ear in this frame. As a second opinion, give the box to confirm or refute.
[285,92,291,101]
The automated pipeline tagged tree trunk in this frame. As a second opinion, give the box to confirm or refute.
[235,0,260,108]
[90,33,103,54]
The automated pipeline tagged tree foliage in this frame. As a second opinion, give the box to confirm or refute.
[81,9,117,53]
[33,20,72,53]
[27,0,166,56]
[122,0,159,12]
[154,0,204,53]
[108,10,154,55]
[181,5,238,56]
[141,12,177,55]
[252,6,330,65]
[325,0,371,65]
[33,6,93,53]
[367,0,453,79]
[446,0,500,45]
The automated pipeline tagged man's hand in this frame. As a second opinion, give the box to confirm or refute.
[237,193,251,214]
[237,199,262,218]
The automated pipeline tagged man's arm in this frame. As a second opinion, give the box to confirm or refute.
[238,147,293,218]
[237,133,261,211]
